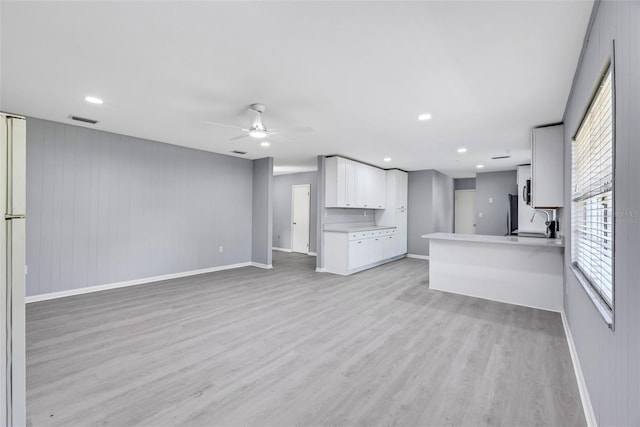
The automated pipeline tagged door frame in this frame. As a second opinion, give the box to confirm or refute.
[290,184,311,254]
[454,189,476,234]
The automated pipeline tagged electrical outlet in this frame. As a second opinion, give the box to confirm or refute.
[219,246,224,253]
[479,212,484,218]
[364,211,367,216]
[489,197,493,203]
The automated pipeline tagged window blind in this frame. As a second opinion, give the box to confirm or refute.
[571,66,614,308]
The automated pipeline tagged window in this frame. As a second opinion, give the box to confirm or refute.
[571,64,614,314]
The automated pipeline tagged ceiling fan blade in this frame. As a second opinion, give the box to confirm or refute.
[289,126,313,133]
[229,133,249,141]
[200,120,244,130]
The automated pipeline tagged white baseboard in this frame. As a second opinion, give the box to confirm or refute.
[315,268,326,273]
[251,262,273,269]
[561,310,597,427]
[272,247,292,252]
[25,261,254,303]
[407,253,429,260]
[308,252,317,257]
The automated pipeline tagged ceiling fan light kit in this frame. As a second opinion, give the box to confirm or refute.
[201,102,312,144]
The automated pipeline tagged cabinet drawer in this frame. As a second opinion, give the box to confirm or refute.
[349,232,369,240]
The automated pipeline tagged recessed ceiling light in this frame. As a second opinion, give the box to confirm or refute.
[457,148,467,153]
[260,141,270,147]
[476,164,485,169]
[418,113,432,121]
[84,96,103,104]
[384,157,392,162]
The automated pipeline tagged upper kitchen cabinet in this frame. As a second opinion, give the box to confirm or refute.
[531,124,564,208]
[325,156,386,208]
[394,169,408,209]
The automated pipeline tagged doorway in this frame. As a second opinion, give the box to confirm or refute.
[291,184,310,254]
[455,189,476,234]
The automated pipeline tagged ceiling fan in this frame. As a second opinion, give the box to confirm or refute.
[201,103,312,141]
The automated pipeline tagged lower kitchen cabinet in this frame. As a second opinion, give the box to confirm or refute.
[324,227,406,275]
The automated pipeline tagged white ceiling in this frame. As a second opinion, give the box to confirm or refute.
[1,1,592,178]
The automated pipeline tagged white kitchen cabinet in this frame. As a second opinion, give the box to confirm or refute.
[531,125,564,208]
[324,227,402,275]
[325,156,386,208]
[383,234,396,259]
[368,235,384,263]
[395,170,408,209]
[348,238,369,269]
[517,165,547,233]
[375,170,408,225]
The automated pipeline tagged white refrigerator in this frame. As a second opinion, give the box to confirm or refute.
[1,113,26,427]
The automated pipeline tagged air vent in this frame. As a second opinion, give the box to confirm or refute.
[231,150,247,155]
[491,155,511,160]
[68,115,99,124]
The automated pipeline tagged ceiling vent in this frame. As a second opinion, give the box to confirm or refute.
[491,155,511,160]
[231,150,247,155]
[69,115,99,125]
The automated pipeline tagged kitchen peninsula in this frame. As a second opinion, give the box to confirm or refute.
[422,233,564,312]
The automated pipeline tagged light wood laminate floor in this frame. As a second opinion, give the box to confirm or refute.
[26,252,585,426]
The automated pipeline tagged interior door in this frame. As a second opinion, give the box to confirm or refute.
[455,190,476,234]
[291,184,310,254]
[1,113,26,427]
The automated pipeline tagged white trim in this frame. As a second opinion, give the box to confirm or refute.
[25,262,253,303]
[315,268,326,273]
[251,262,273,269]
[561,310,597,427]
[406,253,429,260]
[308,252,317,257]
[272,247,292,253]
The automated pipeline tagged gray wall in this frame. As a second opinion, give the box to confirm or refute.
[561,1,640,425]
[454,178,476,190]
[475,170,517,236]
[26,118,254,296]
[407,170,454,256]
[251,157,273,266]
[272,171,317,252]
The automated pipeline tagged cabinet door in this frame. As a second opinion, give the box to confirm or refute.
[344,159,357,207]
[348,239,369,268]
[383,235,395,259]
[531,125,564,208]
[395,208,407,234]
[395,232,407,256]
[395,171,408,209]
[369,237,384,263]
[373,168,386,209]
[356,163,368,208]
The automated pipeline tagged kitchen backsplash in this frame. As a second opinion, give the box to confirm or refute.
[324,208,376,224]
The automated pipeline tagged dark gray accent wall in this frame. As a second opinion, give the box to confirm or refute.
[272,171,317,252]
[26,118,253,296]
[475,171,517,236]
[407,170,454,256]
[454,178,476,190]
[251,157,273,266]
[561,1,639,425]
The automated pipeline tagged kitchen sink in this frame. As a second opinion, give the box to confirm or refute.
[517,232,548,238]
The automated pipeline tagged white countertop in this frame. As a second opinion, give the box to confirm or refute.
[324,223,396,233]
[422,232,564,248]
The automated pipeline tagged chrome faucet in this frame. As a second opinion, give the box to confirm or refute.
[530,210,550,223]
[531,210,556,238]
